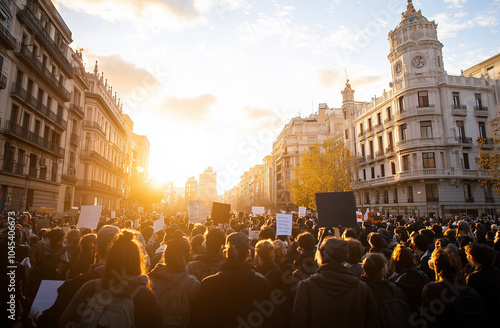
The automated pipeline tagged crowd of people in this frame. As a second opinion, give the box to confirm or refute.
[1,209,500,328]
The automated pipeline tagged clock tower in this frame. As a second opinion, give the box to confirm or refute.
[388,1,445,90]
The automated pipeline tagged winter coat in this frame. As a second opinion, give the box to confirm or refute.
[467,265,500,322]
[187,253,225,282]
[292,262,380,328]
[189,262,284,328]
[58,275,163,328]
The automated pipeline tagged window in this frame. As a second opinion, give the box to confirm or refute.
[378,136,383,152]
[452,92,460,108]
[394,189,398,203]
[475,94,482,109]
[384,191,389,203]
[387,107,392,120]
[34,120,41,136]
[426,184,439,201]
[369,140,374,157]
[22,113,31,129]
[360,123,364,133]
[371,166,375,179]
[398,96,405,113]
[377,112,382,125]
[343,110,347,120]
[402,155,410,171]
[381,164,385,177]
[408,186,414,203]
[388,131,394,148]
[400,124,408,141]
[479,122,486,139]
[418,91,429,108]
[363,169,366,181]
[345,129,349,139]
[464,184,473,202]
[456,120,465,142]
[420,121,432,138]
[391,162,396,175]
[463,153,470,170]
[365,193,370,204]
[361,143,365,157]
[422,152,436,168]
[487,66,494,80]
[368,118,372,131]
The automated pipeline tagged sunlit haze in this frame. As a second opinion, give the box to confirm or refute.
[52,0,500,191]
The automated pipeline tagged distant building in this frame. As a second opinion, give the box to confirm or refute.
[198,167,217,203]
[463,52,500,114]
[132,133,150,175]
[185,176,198,202]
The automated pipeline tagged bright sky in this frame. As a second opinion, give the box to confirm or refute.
[52,0,500,192]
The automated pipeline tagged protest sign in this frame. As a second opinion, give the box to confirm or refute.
[111,211,116,219]
[315,192,357,228]
[36,218,50,232]
[30,280,65,318]
[77,205,103,230]
[298,207,307,217]
[211,202,231,224]
[248,229,260,240]
[154,217,164,233]
[252,206,265,215]
[276,214,293,236]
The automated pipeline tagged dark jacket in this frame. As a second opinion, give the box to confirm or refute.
[292,249,318,283]
[466,265,500,322]
[58,275,163,328]
[292,262,380,328]
[187,253,225,282]
[149,264,200,327]
[37,263,105,328]
[392,267,429,311]
[189,262,284,328]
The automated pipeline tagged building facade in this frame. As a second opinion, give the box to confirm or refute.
[344,1,499,218]
[0,0,73,212]
[463,52,500,114]
[198,166,217,203]
[185,176,198,202]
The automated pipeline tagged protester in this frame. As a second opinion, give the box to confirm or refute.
[292,237,379,328]
[188,227,226,282]
[189,232,284,328]
[59,230,163,328]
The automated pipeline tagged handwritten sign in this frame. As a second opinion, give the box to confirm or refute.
[276,214,293,236]
[77,205,103,230]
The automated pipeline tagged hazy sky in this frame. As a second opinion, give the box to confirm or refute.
[52,0,500,192]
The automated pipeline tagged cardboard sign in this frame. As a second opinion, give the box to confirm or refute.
[298,207,307,217]
[252,206,265,215]
[188,201,203,224]
[211,202,231,224]
[248,229,260,240]
[111,211,116,219]
[77,205,103,230]
[29,280,65,318]
[315,192,357,228]
[154,217,164,234]
[276,213,293,236]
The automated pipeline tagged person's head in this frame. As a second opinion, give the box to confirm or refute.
[444,228,457,243]
[297,232,316,252]
[395,228,409,244]
[273,239,286,265]
[345,238,364,265]
[205,228,226,254]
[465,243,495,268]
[255,239,275,265]
[368,233,386,251]
[78,233,97,262]
[46,228,64,246]
[362,253,387,279]
[104,230,145,286]
[96,225,120,262]
[342,228,357,240]
[67,229,82,246]
[410,234,429,255]
[223,232,251,263]
[391,244,415,274]
[419,229,436,244]
[485,231,495,241]
[164,237,190,271]
[457,220,471,236]
[491,224,499,233]
[315,237,349,266]
[190,234,205,255]
[259,226,276,241]
[435,238,450,250]
[429,247,462,281]
[431,224,444,239]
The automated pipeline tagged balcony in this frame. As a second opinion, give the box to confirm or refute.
[358,130,366,138]
[374,123,384,132]
[2,121,64,157]
[70,132,80,146]
[485,197,494,203]
[11,83,67,129]
[477,138,495,149]
[15,44,71,101]
[397,137,439,151]
[77,180,124,196]
[458,137,473,147]
[0,23,16,50]
[358,156,366,163]
[375,150,384,157]
[82,120,104,134]
[70,103,85,118]
[17,6,74,77]
[1,160,25,175]
[426,197,439,202]
[80,149,127,177]
[473,106,489,117]
[0,74,6,89]
[465,197,474,203]
[384,117,393,124]
[386,145,394,154]
[417,104,435,109]
[451,104,467,116]
[366,154,374,161]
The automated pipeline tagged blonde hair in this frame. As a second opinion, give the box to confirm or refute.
[255,239,275,263]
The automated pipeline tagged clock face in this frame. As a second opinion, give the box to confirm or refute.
[395,61,402,75]
[412,55,425,69]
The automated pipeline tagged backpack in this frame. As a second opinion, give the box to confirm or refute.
[36,245,66,280]
[158,274,193,328]
[80,279,144,328]
[449,285,491,327]
[379,283,413,328]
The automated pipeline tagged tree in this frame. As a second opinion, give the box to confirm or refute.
[289,138,355,210]
[128,170,164,210]
[475,117,500,195]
